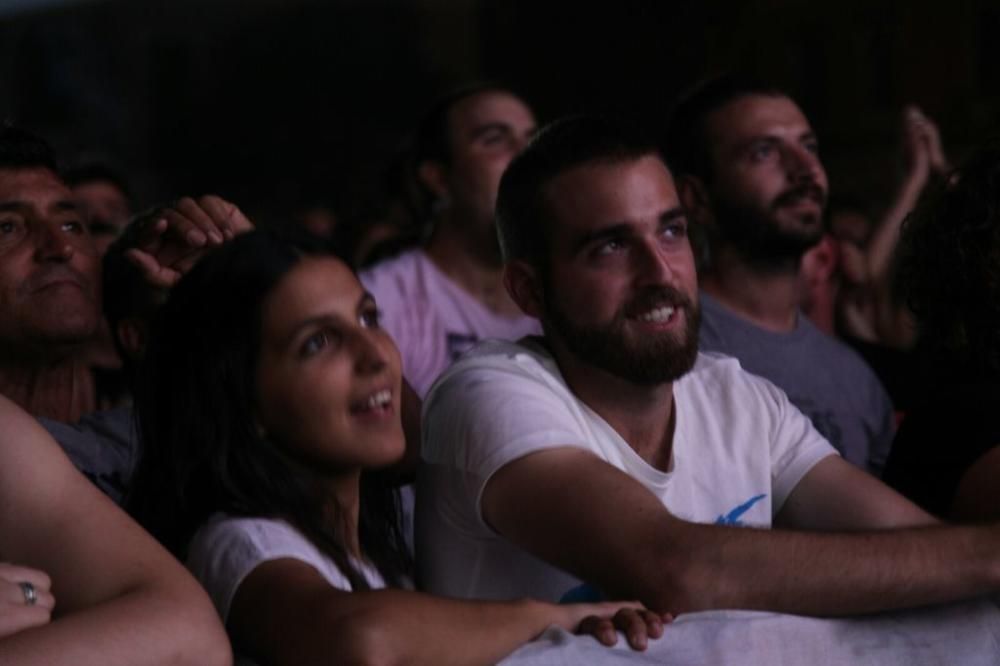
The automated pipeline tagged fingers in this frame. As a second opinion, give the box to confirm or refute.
[124,248,183,289]
[198,195,254,237]
[165,197,222,246]
[576,614,618,647]
[0,564,56,640]
[0,604,52,639]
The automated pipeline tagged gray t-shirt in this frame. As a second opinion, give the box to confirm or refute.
[40,407,137,505]
[698,290,894,475]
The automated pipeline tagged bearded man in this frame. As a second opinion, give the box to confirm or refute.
[663,75,894,475]
[414,117,1000,632]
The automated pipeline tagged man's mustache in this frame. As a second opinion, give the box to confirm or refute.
[19,265,92,295]
[623,286,696,319]
[773,182,827,209]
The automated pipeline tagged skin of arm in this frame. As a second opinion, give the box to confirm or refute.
[0,396,232,666]
[481,447,1000,617]
[951,446,1000,523]
[228,558,666,666]
[847,107,945,348]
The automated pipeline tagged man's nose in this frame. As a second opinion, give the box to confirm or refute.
[635,238,676,286]
[33,224,74,262]
[784,145,824,185]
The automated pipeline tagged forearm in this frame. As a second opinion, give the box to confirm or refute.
[270,590,562,666]
[643,520,1000,617]
[0,584,230,666]
[865,175,925,284]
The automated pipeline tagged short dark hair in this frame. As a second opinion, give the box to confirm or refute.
[661,73,790,182]
[0,126,58,173]
[413,82,521,167]
[496,115,660,269]
[897,145,1000,377]
[63,161,132,203]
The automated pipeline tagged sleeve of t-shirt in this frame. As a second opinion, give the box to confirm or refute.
[186,516,351,623]
[866,380,897,477]
[755,376,840,512]
[422,355,593,528]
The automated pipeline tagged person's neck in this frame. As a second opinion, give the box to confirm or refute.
[320,471,363,559]
[425,220,523,317]
[702,245,802,333]
[0,349,95,422]
[548,339,676,472]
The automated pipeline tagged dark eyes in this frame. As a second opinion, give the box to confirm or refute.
[0,220,19,234]
[359,307,381,329]
[662,221,687,240]
[62,220,86,234]
[299,309,380,358]
[301,329,342,357]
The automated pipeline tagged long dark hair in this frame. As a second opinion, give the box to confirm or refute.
[897,145,1000,380]
[127,229,411,588]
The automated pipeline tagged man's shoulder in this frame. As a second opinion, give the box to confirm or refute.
[680,351,779,398]
[427,337,556,396]
[358,248,429,291]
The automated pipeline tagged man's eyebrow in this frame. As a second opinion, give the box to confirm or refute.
[571,222,633,254]
[468,122,514,140]
[0,199,80,213]
[659,207,687,224]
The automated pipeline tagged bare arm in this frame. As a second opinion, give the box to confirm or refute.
[952,445,1000,522]
[229,559,666,665]
[482,447,1000,617]
[774,455,937,530]
[0,396,231,665]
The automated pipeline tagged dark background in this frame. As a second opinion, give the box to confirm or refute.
[1,0,998,224]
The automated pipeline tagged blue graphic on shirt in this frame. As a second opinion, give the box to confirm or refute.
[715,494,767,526]
[558,494,768,603]
[560,582,605,604]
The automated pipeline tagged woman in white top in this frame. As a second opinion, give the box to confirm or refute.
[128,229,666,664]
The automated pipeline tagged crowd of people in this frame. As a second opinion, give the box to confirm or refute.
[1,72,999,664]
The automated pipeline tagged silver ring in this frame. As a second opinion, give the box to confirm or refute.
[18,581,37,606]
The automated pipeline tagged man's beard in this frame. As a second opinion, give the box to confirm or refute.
[544,284,701,386]
[713,181,826,269]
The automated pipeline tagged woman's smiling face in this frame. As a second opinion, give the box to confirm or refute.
[254,256,404,475]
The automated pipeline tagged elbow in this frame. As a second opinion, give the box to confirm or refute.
[327,608,404,666]
[173,606,232,666]
[635,543,718,616]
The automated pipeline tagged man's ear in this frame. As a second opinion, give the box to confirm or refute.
[416,160,450,201]
[116,317,148,361]
[677,174,713,226]
[503,259,544,319]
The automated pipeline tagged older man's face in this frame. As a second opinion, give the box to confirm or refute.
[0,168,100,352]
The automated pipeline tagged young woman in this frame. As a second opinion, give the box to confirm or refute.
[128,230,666,664]
[883,146,1000,521]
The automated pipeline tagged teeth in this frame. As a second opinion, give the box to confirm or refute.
[365,389,391,409]
[640,306,675,323]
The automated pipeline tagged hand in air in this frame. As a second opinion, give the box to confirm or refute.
[124,195,254,289]
[902,106,949,185]
[0,563,55,639]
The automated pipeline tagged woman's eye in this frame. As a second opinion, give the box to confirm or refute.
[301,330,340,357]
[359,308,381,328]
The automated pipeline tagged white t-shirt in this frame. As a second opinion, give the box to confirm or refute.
[187,514,386,624]
[359,249,541,398]
[417,338,837,602]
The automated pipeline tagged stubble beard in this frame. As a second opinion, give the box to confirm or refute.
[544,285,702,386]
[712,183,826,271]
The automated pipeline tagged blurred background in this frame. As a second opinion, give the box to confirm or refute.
[0,0,997,227]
